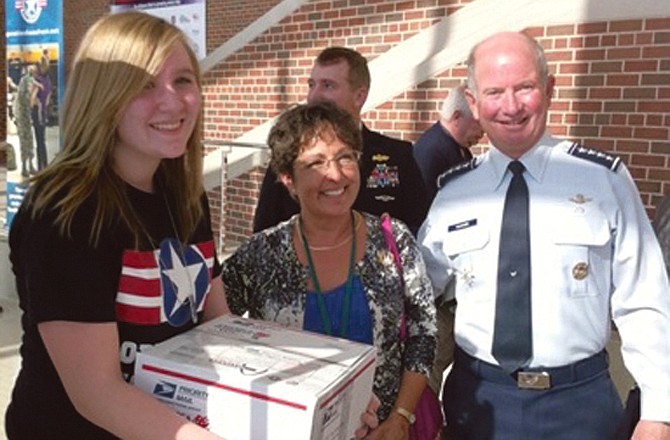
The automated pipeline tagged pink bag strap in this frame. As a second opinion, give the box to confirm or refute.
[380,213,408,342]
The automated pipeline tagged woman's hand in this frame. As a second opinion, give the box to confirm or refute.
[364,411,409,440]
[364,370,428,439]
[355,393,381,438]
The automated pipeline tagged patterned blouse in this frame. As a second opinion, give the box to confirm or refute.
[222,212,437,420]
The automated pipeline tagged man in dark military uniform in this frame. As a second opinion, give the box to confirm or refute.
[253,47,429,235]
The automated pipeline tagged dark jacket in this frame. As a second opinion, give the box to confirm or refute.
[413,121,473,202]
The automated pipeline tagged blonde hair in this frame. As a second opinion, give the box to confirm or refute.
[26,11,204,246]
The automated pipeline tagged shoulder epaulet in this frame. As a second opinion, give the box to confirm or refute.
[567,143,621,172]
[437,158,479,189]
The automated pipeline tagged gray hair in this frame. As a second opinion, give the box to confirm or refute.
[440,83,472,120]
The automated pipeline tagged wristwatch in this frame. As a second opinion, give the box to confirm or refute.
[395,407,416,425]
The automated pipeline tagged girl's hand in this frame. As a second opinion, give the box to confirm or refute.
[355,394,381,438]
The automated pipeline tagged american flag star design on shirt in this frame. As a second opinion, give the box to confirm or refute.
[115,239,215,326]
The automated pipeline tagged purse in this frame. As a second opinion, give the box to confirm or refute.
[380,213,444,440]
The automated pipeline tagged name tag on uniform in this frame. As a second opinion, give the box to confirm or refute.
[448,219,477,232]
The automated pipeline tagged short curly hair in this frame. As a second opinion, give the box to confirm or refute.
[268,102,363,177]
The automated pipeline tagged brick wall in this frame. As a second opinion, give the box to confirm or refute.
[202,2,669,248]
[63,0,109,77]
[3,2,668,250]
[383,18,670,206]
[204,1,285,242]
[207,1,282,50]
[538,20,670,210]
[203,0,475,247]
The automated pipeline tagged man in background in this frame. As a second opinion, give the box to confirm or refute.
[413,84,483,202]
[413,84,483,408]
[253,46,429,235]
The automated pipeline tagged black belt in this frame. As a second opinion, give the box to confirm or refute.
[454,347,609,390]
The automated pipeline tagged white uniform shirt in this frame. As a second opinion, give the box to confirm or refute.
[419,135,670,421]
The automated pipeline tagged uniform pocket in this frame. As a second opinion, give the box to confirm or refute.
[443,220,489,256]
[551,205,611,297]
[442,217,492,302]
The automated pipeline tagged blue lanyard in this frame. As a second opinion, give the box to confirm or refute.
[299,213,356,338]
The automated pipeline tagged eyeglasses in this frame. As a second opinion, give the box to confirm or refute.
[298,150,361,173]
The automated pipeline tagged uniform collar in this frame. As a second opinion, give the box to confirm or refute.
[488,134,559,190]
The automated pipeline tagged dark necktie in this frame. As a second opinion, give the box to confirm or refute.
[492,160,532,372]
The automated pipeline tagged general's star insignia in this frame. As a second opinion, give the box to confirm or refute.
[570,194,592,204]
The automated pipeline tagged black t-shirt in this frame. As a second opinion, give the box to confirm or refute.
[5,184,221,439]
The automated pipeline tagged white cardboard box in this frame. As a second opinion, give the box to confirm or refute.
[134,315,377,440]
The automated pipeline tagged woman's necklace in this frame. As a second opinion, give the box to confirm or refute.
[297,212,361,251]
[161,192,198,324]
[299,212,356,337]
[136,187,198,324]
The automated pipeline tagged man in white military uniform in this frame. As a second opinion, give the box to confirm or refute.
[419,31,670,440]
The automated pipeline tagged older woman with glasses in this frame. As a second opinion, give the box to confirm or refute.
[222,101,436,439]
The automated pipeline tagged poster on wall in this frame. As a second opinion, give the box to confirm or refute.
[5,0,63,231]
[111,0,206,60]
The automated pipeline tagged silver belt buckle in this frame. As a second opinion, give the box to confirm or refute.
[517,371,551,390]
